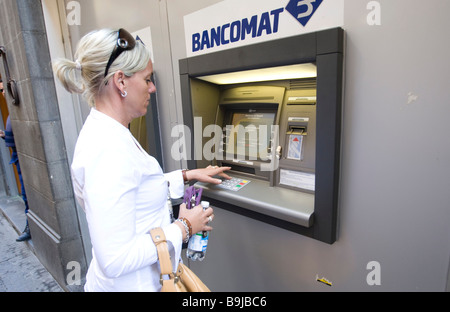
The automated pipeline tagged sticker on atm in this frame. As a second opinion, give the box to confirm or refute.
[287,134,303,160]
[280,169,315,191]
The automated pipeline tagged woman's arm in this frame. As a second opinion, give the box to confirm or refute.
[184,166,232,184]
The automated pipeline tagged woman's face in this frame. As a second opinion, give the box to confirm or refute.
[124,60,156,120]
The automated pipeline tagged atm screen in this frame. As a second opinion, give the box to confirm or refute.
[224,109,276,161]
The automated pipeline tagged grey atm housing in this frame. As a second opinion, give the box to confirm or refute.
[180,28,343,244]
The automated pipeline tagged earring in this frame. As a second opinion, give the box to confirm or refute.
[121,90,128,98]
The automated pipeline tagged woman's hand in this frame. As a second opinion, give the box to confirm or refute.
[185,165,232,185]
[177,203,214,236]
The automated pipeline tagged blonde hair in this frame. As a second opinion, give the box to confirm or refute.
[52,29,151,107]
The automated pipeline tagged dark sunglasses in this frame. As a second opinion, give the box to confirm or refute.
[104,28,137,77]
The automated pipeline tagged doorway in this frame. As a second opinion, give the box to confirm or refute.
[0,83,20,197]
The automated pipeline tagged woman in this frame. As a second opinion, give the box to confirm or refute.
[53,28,230,291]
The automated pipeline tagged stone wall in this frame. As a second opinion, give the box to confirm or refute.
[0,0,86,291]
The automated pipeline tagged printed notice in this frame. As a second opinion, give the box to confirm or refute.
[280,169,315,191]
[287,134,303,160]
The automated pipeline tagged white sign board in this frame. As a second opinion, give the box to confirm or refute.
[132,27,155,63]
[184,0,344,57]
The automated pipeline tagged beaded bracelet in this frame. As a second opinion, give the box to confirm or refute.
[176,218,192,243]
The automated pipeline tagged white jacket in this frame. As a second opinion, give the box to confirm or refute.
[71,108,184,292]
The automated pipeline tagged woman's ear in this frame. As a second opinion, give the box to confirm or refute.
[112,70,127,93]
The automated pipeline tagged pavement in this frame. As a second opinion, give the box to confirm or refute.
[0,196,64,292]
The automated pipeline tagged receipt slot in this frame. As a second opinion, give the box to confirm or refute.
[180,28,343,244]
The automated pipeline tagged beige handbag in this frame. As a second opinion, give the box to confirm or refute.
[150,228,210,292]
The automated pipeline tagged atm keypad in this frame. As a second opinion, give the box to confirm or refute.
[217,177,250,192]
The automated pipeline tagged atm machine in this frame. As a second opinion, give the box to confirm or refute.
[194,83,316,229]
[180,28,343,245]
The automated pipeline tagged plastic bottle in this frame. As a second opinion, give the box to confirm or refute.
[186,201,210,261]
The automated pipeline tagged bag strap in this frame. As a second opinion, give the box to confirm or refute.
[150,228,173,277]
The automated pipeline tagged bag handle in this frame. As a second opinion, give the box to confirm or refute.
[150,228,173,277]
[150,228,209,292]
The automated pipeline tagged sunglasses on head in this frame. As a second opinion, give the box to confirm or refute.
[104,28,138,78]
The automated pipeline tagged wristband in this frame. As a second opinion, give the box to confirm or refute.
[182,169,189,184]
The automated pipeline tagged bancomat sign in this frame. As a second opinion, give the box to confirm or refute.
[184,0,344,57]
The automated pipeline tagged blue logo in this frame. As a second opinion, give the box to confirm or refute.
[286,0,323,27]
